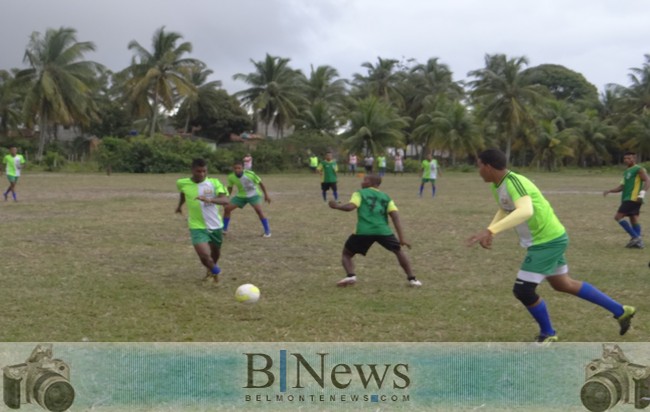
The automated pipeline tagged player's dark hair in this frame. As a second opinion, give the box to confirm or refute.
[191,158,207,168]
[624,151,636,156]
[233,160,243,167]
[367,174,382,187]
[478,149,507,170]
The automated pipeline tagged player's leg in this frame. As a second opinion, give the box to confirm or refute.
[431,179,436,198]
[193,241,220,281]
[331,182,338,201]
[337,235,370,286]
[379,235,421,286]
[321,182,328,202]
[4,177,15,200]
[547,273,634,335]
[223,201,240,233]
[512,277,556,342]
[630,214,643,247]
[251,202,271,237]
[419,178,425,197]
[615,204,641,246]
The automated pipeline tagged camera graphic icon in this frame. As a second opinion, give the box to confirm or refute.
[3,344,75,412]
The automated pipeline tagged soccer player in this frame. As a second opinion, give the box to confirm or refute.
[309,153,319,173]
[223,161,271,238]
[3,146,25,201]
[603,151,649,249]
[317,151,338,202]
[467,149,636,343]
[329,174,422,288]
[419,153,439,198]
[243,153,253,171]
[348,152,358,176]
[377,154,387,177]
[394,152,404,176]
[176,158,230,283]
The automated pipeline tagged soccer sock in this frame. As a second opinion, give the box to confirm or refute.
[223,217,230,231]
[211,265,221,275]
[526,300,555,337]
[12,192,16,200]
[419,185,424,196]
[261,218,270,234]
[333,190,338,201]
[432,186,436,197]
[347,273,356,278]
[322,191,327,201]
[618,220,638,238]
[577,282,624,317]
[633,223,642,237]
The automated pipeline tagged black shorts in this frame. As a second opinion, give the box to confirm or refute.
[344,234,401,256]
[618,200,642,216]
[321,182,337,191]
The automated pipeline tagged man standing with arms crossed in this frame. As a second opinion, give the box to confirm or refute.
[603,151,649,249]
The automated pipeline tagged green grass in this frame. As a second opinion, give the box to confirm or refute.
[0,169,647,342]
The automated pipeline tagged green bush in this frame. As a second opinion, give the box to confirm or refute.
[43,151,66,171]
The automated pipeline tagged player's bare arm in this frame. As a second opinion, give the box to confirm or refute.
[389,211,411,249]
[175,193,186,214]
[604,184,623,197]
[329,201,356,211]
[259,182,271,204]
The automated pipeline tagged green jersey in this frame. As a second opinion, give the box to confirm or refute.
[349,187,398,235]
[176,177,227,230]
[227,170,262,198]
[491,171,565,247]
[421,159,438,179]
[318,160,338,183]
[309,156,319,167]
[378,156,387,168]
[621,164,646,201]
[3,154,25,176]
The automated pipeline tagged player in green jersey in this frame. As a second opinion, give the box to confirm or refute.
[223,161,271,237]
[317,151,338,202]
[176,158,230,283]
[603,152,649,249]
[3,146,26,201]
[467,149,635,343]
[328,174,422,287]
[419,153,439,198]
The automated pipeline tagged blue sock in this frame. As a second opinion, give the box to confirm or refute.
[419,185,424,196]
[432,186,436,197]
[333,190,338,201]
[526,300,555,337]
[261,218,270,234]
[619,220,638,238]
[223,217,230,231]
[322,191,327,201]
[211,265,221,275]
[577,282,624,317]
[633,224,642,237]
[12,192,16,200]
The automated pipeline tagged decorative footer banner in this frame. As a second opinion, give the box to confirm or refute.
[0,342,648,411]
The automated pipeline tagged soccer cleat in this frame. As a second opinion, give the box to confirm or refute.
[337,276,357,287]
[408,279,422,287]
[626,237,644,248]
[534,334,559,345]
[616,305,636,336]
[203,270,219,284]
[262,232,272,238]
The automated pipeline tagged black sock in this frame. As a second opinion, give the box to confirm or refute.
[347,274,356,278]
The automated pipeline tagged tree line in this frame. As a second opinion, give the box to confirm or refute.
[1,25,650,169]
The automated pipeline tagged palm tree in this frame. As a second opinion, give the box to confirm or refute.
[564,110,616,166]
[0,69,23,136]
[176,64,223,133]
[121,26,200,136]
[18,27,102,159]
[468,54,546,164]
[233,54,305,138]
[413,98,481,164]
[621,112,650,161]
[351,57,404,106]
[341,96,409,156]
[530,120,574,170]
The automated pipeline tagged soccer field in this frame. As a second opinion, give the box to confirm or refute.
[0,169,647,342]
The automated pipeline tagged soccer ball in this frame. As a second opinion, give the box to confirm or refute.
[235,284,260,304]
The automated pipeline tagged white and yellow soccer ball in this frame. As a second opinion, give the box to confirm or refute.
[235,284,260,304]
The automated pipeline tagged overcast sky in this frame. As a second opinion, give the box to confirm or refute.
[2,0,649,95]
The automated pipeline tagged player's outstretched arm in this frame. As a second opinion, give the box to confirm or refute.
[389,211,411,249]
[259,182,271,204]
[175,193,186,214]
[329,201,356,211]
[604,184,623,197]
